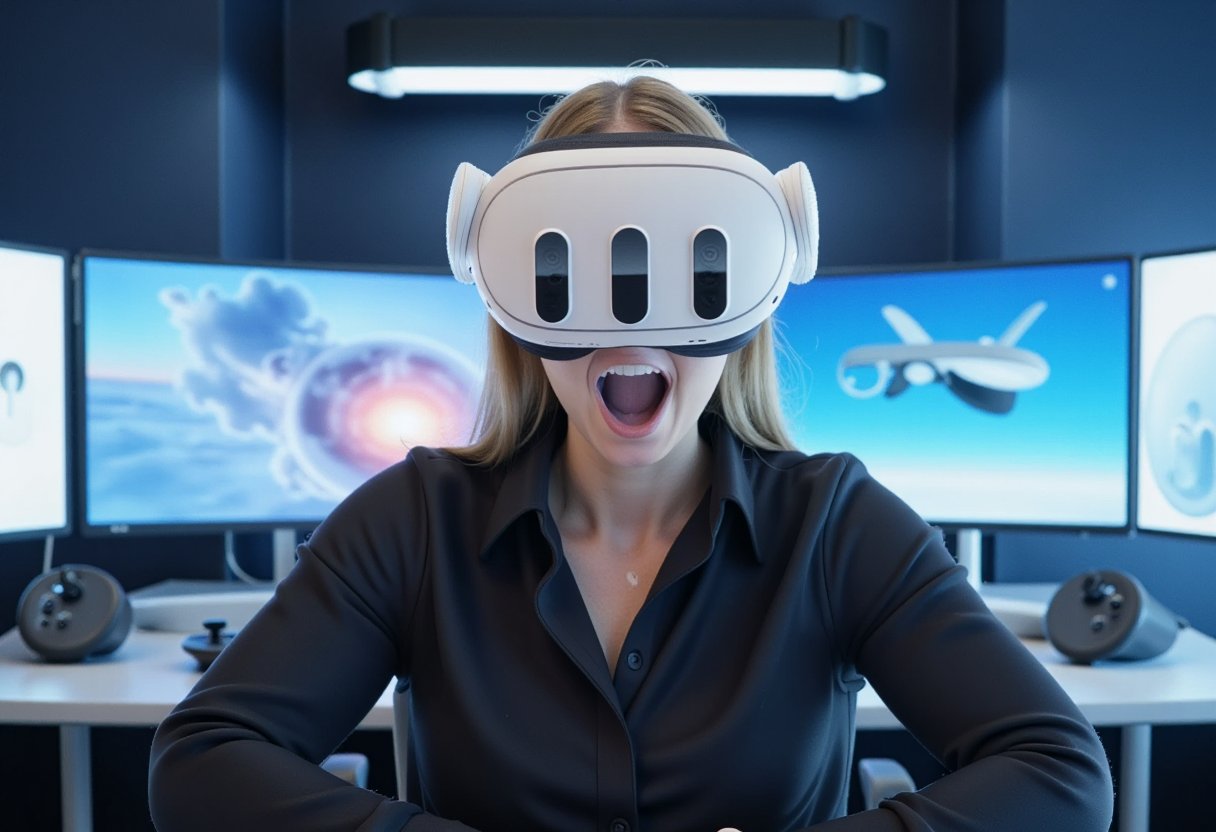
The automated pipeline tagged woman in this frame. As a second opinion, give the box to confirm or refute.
[149,76,1113,831]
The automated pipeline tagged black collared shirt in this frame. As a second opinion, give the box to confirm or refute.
[150,414,1113,832]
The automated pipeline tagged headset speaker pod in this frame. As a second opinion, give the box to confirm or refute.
[16,565,132,662]
[1045,569,1187,664]
[447,161,490,285]
[773,161,819,286]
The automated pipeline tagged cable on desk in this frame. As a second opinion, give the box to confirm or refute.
[224,531,261,585]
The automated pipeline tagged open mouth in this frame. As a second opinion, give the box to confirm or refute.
[596,364,670,430]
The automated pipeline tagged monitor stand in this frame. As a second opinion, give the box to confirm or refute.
[954,527,984,590]
[271,527,298,582]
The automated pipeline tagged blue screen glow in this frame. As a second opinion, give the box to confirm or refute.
[82,256,488,532]
[773,258,1132,529]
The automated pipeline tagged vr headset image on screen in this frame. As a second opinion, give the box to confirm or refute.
[835,299,1049,415]
[446,132,819,358]
[0,241,70,541]
[79,255,487,534]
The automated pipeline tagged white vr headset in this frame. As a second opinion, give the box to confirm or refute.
[446,132,819,359]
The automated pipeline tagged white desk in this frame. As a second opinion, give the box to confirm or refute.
[4,625,1216,832]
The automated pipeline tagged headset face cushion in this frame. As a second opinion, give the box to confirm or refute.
[512,324,763,361]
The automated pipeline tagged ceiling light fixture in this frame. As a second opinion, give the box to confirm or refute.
[346,14,887,101]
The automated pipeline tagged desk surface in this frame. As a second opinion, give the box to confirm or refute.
[857,625,1216,728]
[3,625,1216,731]
[0,628,397,728]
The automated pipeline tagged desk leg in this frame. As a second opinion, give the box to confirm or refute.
[1120,723,1150,832]
[60,724,92,832]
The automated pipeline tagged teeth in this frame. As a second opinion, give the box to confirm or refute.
[599,364,661,379]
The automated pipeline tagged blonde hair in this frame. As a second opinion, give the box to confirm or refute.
[451,76,796,466]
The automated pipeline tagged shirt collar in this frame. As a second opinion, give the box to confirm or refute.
[477,413,565,560]
[478,411,763,563]
[699,413,764,563]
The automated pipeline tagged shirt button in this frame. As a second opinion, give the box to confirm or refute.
[625,650,643,671]
[610,819,631,832]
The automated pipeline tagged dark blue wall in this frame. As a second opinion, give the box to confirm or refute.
[220,0,286,260]
[1001,0,1216,258]
[0,1,223,256]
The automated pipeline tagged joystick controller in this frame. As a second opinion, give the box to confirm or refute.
[16,565,132,662]
[1046,569,1187,663]
[182,618,235,671]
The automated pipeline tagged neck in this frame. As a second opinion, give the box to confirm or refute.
[550,430,711,551]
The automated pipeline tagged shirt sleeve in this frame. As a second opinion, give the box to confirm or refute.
[808,457,1114,831]
[148,457,480,832]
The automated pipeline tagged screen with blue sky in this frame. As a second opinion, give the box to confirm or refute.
[1137,248,1216,539]
[81,255,488,533]
[773,258,1132,529]
[0,242,70,540]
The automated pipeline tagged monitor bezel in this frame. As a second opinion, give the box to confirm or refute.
[0,238,74,542]
[1132,243,1216,542]
[788,253,1138,536]
[73,248,467,538]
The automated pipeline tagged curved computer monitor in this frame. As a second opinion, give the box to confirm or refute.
[774,256,1134,532]
[1136,246,1216,540]
[0,240,72,541]
[77,252,488,535]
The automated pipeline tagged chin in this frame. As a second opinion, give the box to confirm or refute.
[591,407,698,470]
